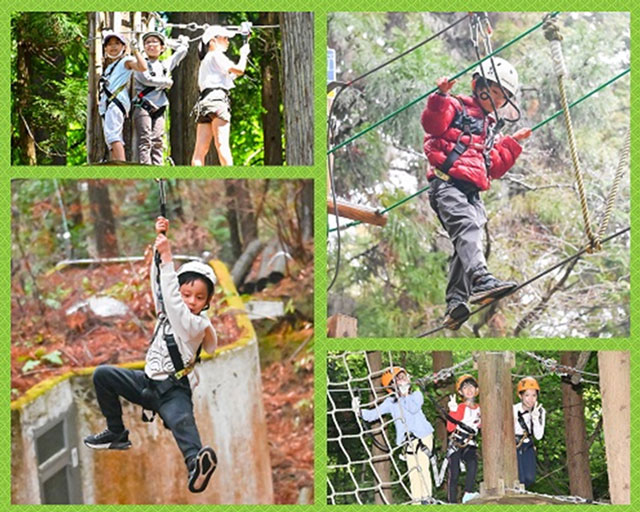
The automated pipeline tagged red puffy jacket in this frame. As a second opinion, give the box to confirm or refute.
[421,92,522,191]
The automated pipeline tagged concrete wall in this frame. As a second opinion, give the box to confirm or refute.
[12,260,273,504]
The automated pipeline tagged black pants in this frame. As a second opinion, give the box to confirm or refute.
[517,440,537,487]
[92,365,202,467]
[447,445,478,503]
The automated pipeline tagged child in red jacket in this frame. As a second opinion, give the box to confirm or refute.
[421,58,532,329]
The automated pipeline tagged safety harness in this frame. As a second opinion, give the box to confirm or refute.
[133,58,169,119]
[142,180,203,423]
[515,409,535,450]
[99,57,129,118]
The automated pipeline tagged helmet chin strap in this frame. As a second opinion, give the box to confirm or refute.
[108,47,125,60]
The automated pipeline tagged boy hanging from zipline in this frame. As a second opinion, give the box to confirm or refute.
[513,377,546,488]
[352,367,435,503]
[133,31,189,165]
[84,216,218,493]
[421,58,532,330]
[99,31,147,162]
[446,374,481,504]
[191,25,250,166]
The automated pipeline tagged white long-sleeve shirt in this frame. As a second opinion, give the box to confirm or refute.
[198,49,238,91]
[513,402,546,443]
[146,259,217,388]
[133,41,188,108]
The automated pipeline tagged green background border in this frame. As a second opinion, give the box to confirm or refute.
[3,2,637,510]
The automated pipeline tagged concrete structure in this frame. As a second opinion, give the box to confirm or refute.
[11,261,273,504]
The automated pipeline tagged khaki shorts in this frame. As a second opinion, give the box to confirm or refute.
[194,89,231,124]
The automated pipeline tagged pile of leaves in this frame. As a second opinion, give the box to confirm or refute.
[11,255,244,398]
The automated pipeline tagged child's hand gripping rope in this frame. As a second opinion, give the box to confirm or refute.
[154,216,172,264]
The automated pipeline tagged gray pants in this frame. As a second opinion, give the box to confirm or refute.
[429,178,488,304]
[134,107,165,165]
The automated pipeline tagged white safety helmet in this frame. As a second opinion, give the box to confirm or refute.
[474,57,519,98]
[102,30,127,47]
[201,25,235,45]
[177,261,217,292]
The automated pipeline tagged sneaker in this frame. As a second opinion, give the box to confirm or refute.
[469,274,517,305]
[462,491,480,504]
[188,446,217,493]
[84,428,132,450]
[443,300,471,330]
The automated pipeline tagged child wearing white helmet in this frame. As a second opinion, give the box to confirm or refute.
[446,374,481,503]
[191,25,251,166]
[133,31,189,165]
[513,377,546,487]
[99,30,147,161]
[352,367,435,503]
[421,57,532,330]
[84,215,219,494]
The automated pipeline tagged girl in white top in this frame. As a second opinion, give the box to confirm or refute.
[99,31,147,161]
[513,377,546,487]
[191,25,250,166]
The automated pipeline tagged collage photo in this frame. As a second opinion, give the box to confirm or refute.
[8,7,633,509]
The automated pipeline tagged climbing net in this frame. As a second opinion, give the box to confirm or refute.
[327,350,606,505]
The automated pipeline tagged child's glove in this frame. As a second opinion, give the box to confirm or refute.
[178,35,190,46]
[448,394,458,412]
[351,397,361,415]
[130,38,139,51]
[240,43,251,57]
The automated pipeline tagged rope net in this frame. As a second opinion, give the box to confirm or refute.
[327,350,606,505]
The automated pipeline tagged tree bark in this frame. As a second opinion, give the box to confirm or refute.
[431,352,453,455]
[366,351,392,504]
[560,351,594,500]
[258,12,283,165]
[87,180,118,257]
[598,351,630,504]
[225,179,258,259]
[296,180,314,243]
[15,14,37,165]
[477,352,518,495]
[280,12,314,165]
[168,12,220,165]
[87,12,105,163]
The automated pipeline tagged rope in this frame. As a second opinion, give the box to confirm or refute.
[597,127,630,240]
[417,226,629,337]
[328,67,628,234]
[506,487,608,505]
[327,12,559,156]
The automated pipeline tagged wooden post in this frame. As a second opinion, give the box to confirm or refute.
[432,351,454,455]
[327,198,388,227]
[561,352,593,500]
[477,351,518,496]
[598,351,630,504]
[327,314,357,338]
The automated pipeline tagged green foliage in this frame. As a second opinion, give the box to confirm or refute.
[327,351,610,503]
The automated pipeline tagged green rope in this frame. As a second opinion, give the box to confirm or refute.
[327,12,559,156]
[328,67,628,235]
[530,68,629,132]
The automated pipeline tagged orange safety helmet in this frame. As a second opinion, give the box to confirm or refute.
[381,367,405,393]
[456,374,479,396]
[517,376,540,395]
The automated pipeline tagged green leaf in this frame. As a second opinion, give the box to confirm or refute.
[22,360,41,373]
[42,350,64,366]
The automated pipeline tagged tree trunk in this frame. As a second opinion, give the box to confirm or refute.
[225,179,258,259]
[279,12,314,165]
[296,180,314,243]
[15,15,37,165]
[477,351,518,495]
[168,12,220,165]
[87,12,105,163]
[560,351,593,500]
[431,352,453,455]
[598,351,630,504]
[366,351,392,504]
[258,11,284,165]
[87,180,118,257]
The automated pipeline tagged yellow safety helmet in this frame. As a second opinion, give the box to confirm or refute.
[517,376,540,395]
[381,367,405,393]
[456,374,479,396]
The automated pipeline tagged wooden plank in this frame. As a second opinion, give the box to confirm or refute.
[327,314,357,338]
[327,197,388,227]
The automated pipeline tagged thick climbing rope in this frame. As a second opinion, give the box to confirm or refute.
[328,67,629,234]
[598,127,630,240]
[544,19,599,251]
[417,225,630,337]
[328,12,559,156]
